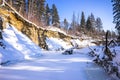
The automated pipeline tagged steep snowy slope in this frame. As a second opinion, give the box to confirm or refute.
[0,2,96,50]
[0,23,41,64]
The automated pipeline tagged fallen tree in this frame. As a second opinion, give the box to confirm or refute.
[88,31,120,79]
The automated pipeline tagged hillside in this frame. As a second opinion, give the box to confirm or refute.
[0,1,96,64]
[0,23,42,64]
[0,1,95,50]
[0,1,120,80]
[0,2,73,50]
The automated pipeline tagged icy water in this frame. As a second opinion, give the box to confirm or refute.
[0,52,114,80]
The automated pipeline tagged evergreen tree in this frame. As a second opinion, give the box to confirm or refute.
[80,11,86,28]
[63,18,69,30]
[111,31,116,39]
[96,17,103,32]
[71,12,77,30]
[90,13,96,28]
[86,16,92,31]
[38,0,45,21]
[52,4,60,27]
[45,4,50,26]
[33,0,39,17]
[76,13,80,27]
[111,0,120,36]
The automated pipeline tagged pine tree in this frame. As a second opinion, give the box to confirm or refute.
[38,0,45,21]
[111,31,116,39]
[96,17,103,32]
[71,12,77,30]
[90,13,96,29]
[33,0,39,18]
[86,16,92,31]
[52,4,60,27]
[80,11,86,28]
[111,0,120,36]
[76,13,80,27]
[45,4,50,26]
[63,18,69,30]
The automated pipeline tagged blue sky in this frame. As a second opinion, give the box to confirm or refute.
[46,0,115,31]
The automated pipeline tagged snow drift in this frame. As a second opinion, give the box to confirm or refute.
[0,23,42,64]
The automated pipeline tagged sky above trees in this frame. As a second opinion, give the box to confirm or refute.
[46,0,115,31]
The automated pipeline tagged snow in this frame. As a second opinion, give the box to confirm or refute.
[0,2,118,79]
[0,23,42,64]
[71,39,96,48]
[0,24,114,80]
[0,50,111,80]
[45,38,96,51]
[46,26,67,35]
[46,37,72,50]
[0,22,117,80]
[88,46,120,79]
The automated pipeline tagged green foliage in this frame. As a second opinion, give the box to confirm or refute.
[111,0,120,35]
[38,0,46,20]
[45,4,50,26]
[96,17,103,32]
[80,11,86,28]
[86,16,92,31]
[52,4,60,27]
[63,18,69,30]
[71,12,77,30]
[90,13,96,28]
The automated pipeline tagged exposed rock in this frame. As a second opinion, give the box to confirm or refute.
[0,1,73,49]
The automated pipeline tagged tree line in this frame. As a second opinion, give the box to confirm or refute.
[5,0,60,27]
[61,12,116,39]
[4,0,117,39]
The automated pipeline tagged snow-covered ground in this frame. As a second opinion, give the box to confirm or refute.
[0,23,118,80]
[0,50,113,80]
[0,23,42,64]
[88,46,120,80]
[46,37,72,50]
[0,22,95,64]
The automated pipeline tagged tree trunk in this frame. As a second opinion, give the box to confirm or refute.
[105,31,108,53]
[104,31,112,61]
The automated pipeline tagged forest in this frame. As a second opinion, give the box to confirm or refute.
[4,0,117,40]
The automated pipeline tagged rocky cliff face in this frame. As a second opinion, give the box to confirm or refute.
[0,2,73,50]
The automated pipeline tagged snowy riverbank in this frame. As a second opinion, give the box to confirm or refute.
[0,51,113,80]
